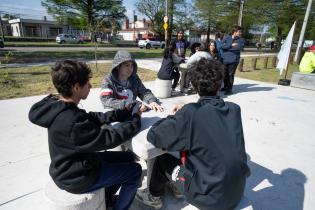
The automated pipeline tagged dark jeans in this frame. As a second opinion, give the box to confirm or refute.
[179,68,191,92]
[84,151,142,210]
[223,63,239,91]
[171,68,181,89]
[149,153,182,197]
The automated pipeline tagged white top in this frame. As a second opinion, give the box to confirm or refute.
[187,51,212,67]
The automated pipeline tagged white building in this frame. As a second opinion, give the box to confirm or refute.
[9,18,65,38]
[117,18,155,41]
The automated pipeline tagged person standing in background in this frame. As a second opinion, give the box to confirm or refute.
[215,32,224,61]
[171,31,188,59]
[221,26,244,95]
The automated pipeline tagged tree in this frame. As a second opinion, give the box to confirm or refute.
[41,0,126,41]
[135,0,165,37]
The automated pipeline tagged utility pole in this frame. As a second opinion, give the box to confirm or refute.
[165,0,168,45]
[133,10,136,41]
[238,0,245,26]
[0,12,5,40]
[294,0,313,63]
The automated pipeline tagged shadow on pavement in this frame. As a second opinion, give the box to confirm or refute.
[246,155,306,210]
[233,83,275,94]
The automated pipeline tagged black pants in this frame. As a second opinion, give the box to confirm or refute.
[171,68,180,89]
[149,153,182,197]
[223,63,239,91]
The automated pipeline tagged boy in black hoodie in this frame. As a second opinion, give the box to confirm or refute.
[136,58,250,210]
[29,60,142,210]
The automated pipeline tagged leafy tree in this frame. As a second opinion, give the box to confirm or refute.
[41,0,126,41]
[135,0,165,37]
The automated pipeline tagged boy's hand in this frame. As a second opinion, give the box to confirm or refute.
[139,104,147,112]
[149,102,164,112]
[172,104,183,114]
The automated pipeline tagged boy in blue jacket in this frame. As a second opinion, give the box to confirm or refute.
[221,26,244,95]
[136,58,250,210]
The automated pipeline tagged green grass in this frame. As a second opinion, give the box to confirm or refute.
[0,49,164,64]
[0,63,157,100]
[236,57,299,84]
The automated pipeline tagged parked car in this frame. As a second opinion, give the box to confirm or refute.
[138,38,165,49]
[56,34,83,44]
[0,38,4,48]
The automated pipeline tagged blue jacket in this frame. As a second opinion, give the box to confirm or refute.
[221,35,244,64]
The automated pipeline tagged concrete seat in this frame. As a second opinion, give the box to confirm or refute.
[154,79,172,98]
[290,72,315,91]
[44,178,106,210]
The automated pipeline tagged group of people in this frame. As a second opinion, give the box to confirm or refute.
[28,25,249,210]
[158,26,244,96]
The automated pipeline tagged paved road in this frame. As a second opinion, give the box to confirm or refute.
[1,46,276,54]
[1,46,139,52]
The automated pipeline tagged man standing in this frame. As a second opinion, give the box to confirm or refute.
[221,26,244,95]
[172,30,188,59]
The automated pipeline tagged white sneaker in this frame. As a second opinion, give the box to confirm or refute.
[135,188,163,209]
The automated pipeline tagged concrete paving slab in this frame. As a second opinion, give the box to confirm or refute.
[0,72,315,210]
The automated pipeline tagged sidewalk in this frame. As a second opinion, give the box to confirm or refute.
[0,68,315,209]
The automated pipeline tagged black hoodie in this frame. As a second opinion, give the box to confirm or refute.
[29,94,141,193]
[148,96,250,210]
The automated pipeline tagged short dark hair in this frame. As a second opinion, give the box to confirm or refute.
[189,58,224,96]
[51,60,91,97]
[231,25,242,34]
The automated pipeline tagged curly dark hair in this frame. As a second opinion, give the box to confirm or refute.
[51,60,92,97]
[189,58,224,96]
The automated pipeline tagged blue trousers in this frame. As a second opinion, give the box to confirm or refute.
[84,151,142,210]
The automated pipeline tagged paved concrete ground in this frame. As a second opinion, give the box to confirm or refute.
[0,64,315,209]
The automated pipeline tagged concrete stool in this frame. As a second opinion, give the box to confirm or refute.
[290,72,315,91]
[44,179,106,210]
[154,79,172,98]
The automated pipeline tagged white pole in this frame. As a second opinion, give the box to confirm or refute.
[294,0,313,63]
[238,0,245,26]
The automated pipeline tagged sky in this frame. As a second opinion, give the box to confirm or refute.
[0,0,141,20]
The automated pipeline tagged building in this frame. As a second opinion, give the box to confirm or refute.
[8,18,65,38]
[117,18,155,41]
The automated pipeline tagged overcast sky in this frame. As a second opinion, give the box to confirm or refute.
[0,0,142,20]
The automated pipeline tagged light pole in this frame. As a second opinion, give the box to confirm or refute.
[294,0,313,63]
[238,0,245,26]
[165,0,168,45]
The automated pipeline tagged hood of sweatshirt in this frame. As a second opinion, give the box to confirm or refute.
[110,50,138,83]
[29,94,76,128]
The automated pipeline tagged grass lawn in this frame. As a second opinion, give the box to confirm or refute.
[0,56,299,100]
[0,49,164,64]
[0,63,157,100]
[237,57,299,84]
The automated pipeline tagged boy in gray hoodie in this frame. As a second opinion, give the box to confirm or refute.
[100,50,163,112]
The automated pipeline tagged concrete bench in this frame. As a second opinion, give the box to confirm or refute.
[290,72,315,91]
[154,79,172,98]
[44,178,106,210]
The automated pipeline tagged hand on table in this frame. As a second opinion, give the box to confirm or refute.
[149,102,164,112]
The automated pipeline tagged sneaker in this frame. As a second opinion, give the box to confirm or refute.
[167,182,184,199]
[135,188,163,209]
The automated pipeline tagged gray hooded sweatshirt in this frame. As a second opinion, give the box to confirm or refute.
[100,50,157,110]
